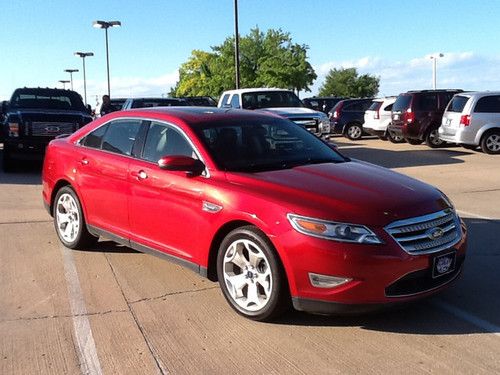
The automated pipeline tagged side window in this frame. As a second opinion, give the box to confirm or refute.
[220,94,230,107]
[101,120,142,156]
[230,94,241,108]
[82,124,109,149]
[384,103,394,111]
[440,93,455,110]
[419,94,438,111]
[474,96,500,113]
[142,122,196,163]
[361,101,373,111]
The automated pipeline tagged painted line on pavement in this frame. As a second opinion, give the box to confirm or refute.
[60,244,103,375]
[433,300,500,337]
[457,209,498,221]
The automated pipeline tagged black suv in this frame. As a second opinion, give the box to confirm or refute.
[122,97,187,110]
[328,98,373,140]
[1,88,93,171]
[303,96,346,114]
[177,96,217,106]
[388,89,463,147]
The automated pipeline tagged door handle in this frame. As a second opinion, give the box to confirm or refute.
[131,170,148,180]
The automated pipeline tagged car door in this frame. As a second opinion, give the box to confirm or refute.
[75,119,142,238]
[128,120,207,262]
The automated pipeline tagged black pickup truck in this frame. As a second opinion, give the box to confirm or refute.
[1,88,93,171]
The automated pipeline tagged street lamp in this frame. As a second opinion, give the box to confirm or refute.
[93,20,121,97]
[74,52,94,105]
[430,53,444,90]
[59,80,70,89]
[64,69,79,91]
[233,0,240,89]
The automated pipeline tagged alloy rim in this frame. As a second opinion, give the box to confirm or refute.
[223,239,272,312]
[486,134,500,152]
[348,126,362,139]
[429,129,443,145]
[56,193,80,243]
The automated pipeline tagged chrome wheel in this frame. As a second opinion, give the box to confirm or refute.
[346,124,362,140]
[56,193,80,243]
[222,238,273,312]
[426,129,444,148]
[485,133,500,153]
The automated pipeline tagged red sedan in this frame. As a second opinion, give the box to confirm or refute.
[42,107,467,321]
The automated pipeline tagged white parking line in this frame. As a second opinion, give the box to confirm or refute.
[457,209,498,221]
[60,244,103,375]
[433,300,500,337]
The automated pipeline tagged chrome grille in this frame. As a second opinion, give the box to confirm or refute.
[30,122,76,136]
[385,209,461,255]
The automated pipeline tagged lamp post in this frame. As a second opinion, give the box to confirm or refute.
[233,0,240,89]
[430,53,444,90]
[64,69,79,91]
[93,20,121,97]
[59,80,70,89]
[74,52,94,105]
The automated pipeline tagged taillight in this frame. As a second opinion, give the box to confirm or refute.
[404,110,414,124]
[460,115,471,126]
[8,122,20,137]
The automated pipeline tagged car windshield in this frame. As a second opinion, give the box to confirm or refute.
[131,99,187,108]
[241,91,304,109]
[446,95,469,113]
[194,117,346,172]
[392,95,412,112]
[10,89,86,110]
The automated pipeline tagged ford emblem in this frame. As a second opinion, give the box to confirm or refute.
[45,125,60,133]
[427,227,444,240]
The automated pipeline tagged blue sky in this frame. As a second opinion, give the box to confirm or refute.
[1,0,500,104]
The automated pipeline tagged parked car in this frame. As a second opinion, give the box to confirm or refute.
[362,96,404,143]
[303,96,346,114]
[439,92,500,154]
[1,87,93,172]
[122,97,187,110]
[388,89,463,147]
[178,96,217,107]
[328,98,374,140]
[43,107,467,321]
[218,88,330,137]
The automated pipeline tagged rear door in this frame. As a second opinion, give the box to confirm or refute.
[471,95,500,134]
[441,95,471,134]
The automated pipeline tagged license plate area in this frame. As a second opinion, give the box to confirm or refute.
[432,251,456,278]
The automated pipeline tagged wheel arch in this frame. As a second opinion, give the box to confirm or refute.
[475,124,500,145]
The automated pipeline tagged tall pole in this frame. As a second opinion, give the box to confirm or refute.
[432,58,437,90]
[64,69,79,91]
[105,27,111,96]
[83,57,88,105]
[234,0,240,89]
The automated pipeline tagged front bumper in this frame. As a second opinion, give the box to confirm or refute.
[4,139,49,160]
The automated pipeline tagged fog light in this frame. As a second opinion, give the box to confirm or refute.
[309,273,352,288]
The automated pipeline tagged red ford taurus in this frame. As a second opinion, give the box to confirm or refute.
[42,107,467,320]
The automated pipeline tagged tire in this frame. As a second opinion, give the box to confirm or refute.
[461,144,477,150]
[53,186,98,249]
[405,138,423,145]
[480,129,500,154]
[217,226,290,321]
[378,135,388,141]
[387,131,405,144]
[345,123,363,140]
[425,128,445,148]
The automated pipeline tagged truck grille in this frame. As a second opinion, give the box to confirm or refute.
[385,209,461,255]
[291,118,319,132]
[29,122,77,137]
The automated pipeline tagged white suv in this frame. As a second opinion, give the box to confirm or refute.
[439,92,500,154]
[218,88,330,137]
[362,96,403,143]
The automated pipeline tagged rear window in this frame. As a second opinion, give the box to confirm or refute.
[368,101,383,111]
[446,95,469,113]
[131,99,186,108]
[10,89,86,111]
[393,95,412,112]
[474,95,500,113]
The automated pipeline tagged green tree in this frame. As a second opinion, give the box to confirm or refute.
[318,68,379,97]
[171,28,316,97]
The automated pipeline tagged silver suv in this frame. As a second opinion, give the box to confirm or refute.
[439,92,500,154]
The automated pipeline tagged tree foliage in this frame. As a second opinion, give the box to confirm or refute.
[318,68,379,97]
[172,28,317,98]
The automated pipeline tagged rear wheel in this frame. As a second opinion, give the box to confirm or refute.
[405,138,423,145]
[53,186,98,249]
[425,128,445,148]
[345,123,363,140]
[217,226,290,321]
[480,130,500,154]
[387,131,405,143]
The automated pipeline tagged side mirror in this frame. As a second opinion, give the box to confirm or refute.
[158,155,205,177]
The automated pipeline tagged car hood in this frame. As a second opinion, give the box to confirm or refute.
[256,107,324,118]
[226,160,449,227]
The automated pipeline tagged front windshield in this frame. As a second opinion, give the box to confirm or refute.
[194,117,346,172]
[10,89,86,110]
[241,91,304,109]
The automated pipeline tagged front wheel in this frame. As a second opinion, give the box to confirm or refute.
[425,128,445,148]
[345,123,363,140]
[217,226,290,321]
[53,186,98,249]
[481,130,500,154]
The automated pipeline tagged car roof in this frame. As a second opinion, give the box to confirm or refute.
[222,88,293,95]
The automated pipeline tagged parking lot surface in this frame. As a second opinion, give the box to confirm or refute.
[1,138,499,374]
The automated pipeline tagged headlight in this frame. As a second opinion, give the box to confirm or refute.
[8,122,20,137]
[438,190,455,210]
[287,214,382,244]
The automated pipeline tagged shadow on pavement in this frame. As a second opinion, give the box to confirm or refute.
[0,149,42,185]
[73,240,141,254]
[340,146,472,169]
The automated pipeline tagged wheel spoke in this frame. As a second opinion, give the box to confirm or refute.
[225,273,248,299]
[246,283,260,307]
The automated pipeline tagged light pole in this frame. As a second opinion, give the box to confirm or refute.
[74,52,94,105]
[233,0,240,89]
[93,20,121,97]
[430,53,444,90]
[59,80,70,89]
[64,69,79,90]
